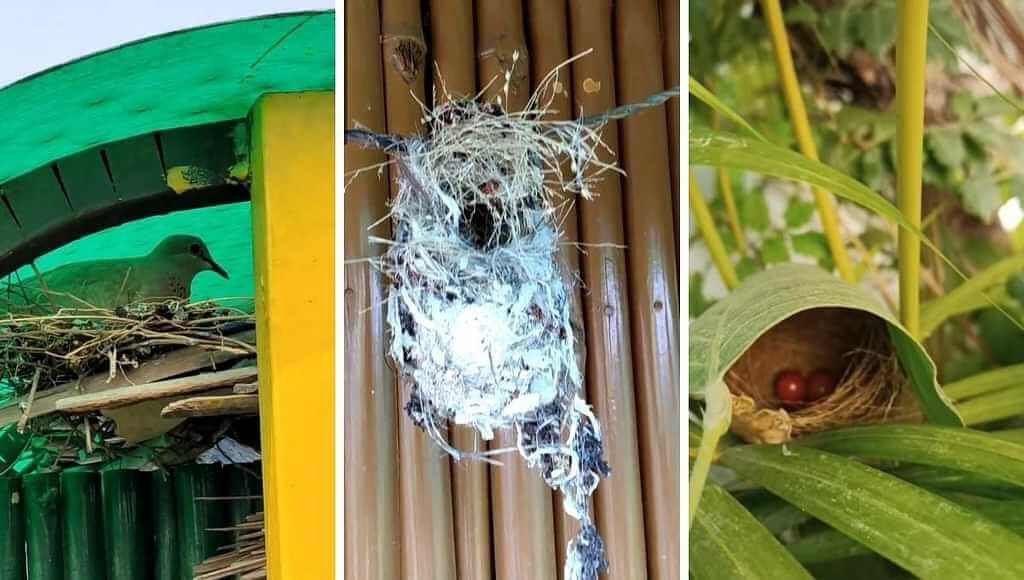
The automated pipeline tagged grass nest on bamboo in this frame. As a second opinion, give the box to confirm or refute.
[365,64,616,580]
[0,299,255,398]
[725,307,921,444]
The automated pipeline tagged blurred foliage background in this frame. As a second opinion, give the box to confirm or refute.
[689,0,1024,384]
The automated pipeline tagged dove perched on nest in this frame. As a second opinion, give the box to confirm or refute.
[0,235,229,313]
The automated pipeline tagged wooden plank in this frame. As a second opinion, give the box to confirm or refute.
[250,92,334,580]
[103,134,167,200]
[0,329,255,428]
[569,1,651,578]
[56,149,118,215]
[1,164,71,235]
[161,394,259,418]
[55,367,258,412]
[159,121,240,189]
[614,2,681,578]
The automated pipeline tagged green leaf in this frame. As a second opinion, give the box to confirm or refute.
[857,3,896,58]
[690,481,812,580]
[957,384,1024,426]
[944,362,1024,402]
[690,381,732,525]
[796,425,1024,488]
[689,77,766,141]
[791,232,832,269]
[740,191,771,232]
[736,256,759,280]
[962,168,1003,221]
[761,236,790,264]
[784,199,815,229]
[720,445,1024,579]
[690,273,713,318]
[787,529,869,564]
[927,129,967,171]
[920,253,1024,338]
[689,263,961,425]
[1007,273,1024,306]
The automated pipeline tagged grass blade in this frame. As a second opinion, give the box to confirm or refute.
[690,481,812,580]
[720,445,1024,578]
[944,362,1024,401]
[688,77,766,141]
[795,424,1024,488]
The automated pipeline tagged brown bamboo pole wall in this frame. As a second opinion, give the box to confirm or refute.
[427,2,495,579]
[567,1,651,578]
[381,1,459,578]
[344,1,680,578]
[614,1,681,579]
[476,3,560,580]
[343,2,400,579]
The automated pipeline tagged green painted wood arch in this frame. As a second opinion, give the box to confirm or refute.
[0,10,334,186]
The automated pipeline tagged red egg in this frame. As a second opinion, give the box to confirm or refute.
[774,370,806,405]
[806,369,837,401]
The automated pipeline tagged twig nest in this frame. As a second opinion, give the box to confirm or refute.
[372,94,615,579]
[725,307,922,443]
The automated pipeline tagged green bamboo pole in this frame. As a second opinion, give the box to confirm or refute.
[227,466,261,529]
[895,0,931,337]
[760,0,855,283]
[150,471,179,580]
[60,470,104,579]
[23,472,62,580]
[690,171,739,289]
[101,470,148,580]
[0,478,25,580]
[175,464,228,580]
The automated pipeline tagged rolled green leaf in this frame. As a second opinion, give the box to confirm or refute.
[796,424,1024,488]
[101,470,148,580]
[690,480,812,579]
[60,470,105,579]
[689,263,961,426]
[721,445,1024,578]
[175,464,228,577]
[0,477,25,580]
[150,471,179,580]
[23,472,62,580]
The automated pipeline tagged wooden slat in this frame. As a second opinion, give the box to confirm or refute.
[614,2,681,578]
[344,1,401,579]
[568,1,651,578]
[103,134,167,200]
[382,1,458,577]
[159,122,240,188]
[56,149,118,215]
[477,3,559,580]
[1,165,71,235]
[0,194,23,258]
[525,1,586,576]
[428,1,494,579]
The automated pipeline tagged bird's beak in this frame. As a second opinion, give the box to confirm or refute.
[206,257,230,279]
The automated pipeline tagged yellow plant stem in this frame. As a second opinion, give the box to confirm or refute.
[708,79,749,256]
[760,0,855,283]
[896,0,930,337]
[690,171,739,289]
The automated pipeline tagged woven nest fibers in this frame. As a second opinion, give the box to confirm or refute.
[725,307,922,444]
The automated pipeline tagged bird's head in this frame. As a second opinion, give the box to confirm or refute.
[151,235,229,279]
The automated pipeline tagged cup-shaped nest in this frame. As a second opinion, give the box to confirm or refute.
[724,307,922,444]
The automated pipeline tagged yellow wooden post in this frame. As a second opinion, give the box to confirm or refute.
[250,91,334,579]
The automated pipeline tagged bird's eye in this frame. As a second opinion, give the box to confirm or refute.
[189,243,202,256]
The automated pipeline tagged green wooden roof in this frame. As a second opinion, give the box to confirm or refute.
[0,11,333,185]
[0,11,333,276]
